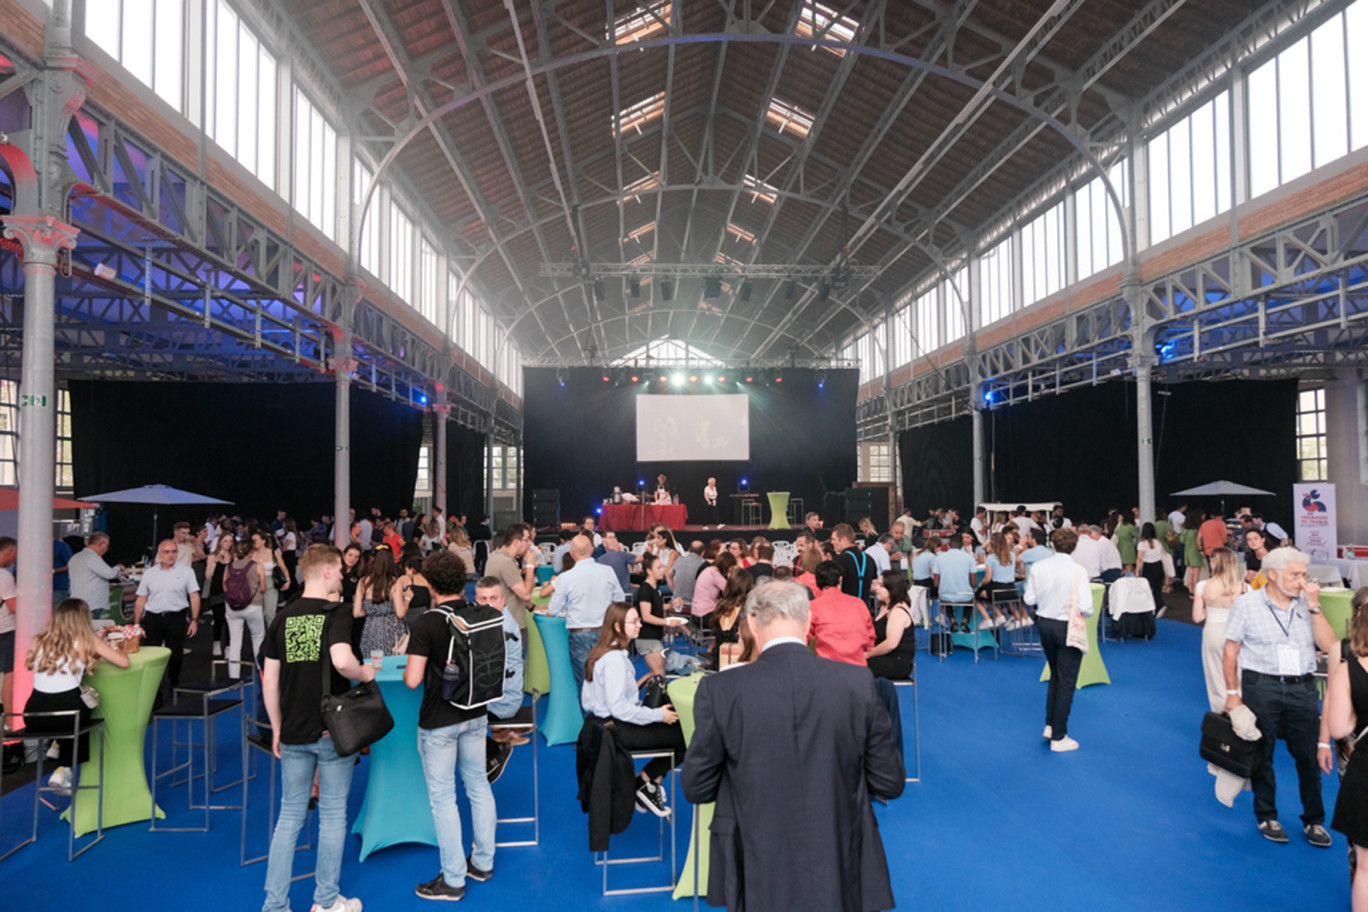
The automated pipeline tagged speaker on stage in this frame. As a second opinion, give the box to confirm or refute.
[531,488,559,528]
[842,488,875,526]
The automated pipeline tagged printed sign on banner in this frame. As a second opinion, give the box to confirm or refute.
[1292,483,1337,563]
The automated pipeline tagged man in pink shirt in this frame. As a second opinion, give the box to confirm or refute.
[1198,514,1229,565]
[807,559,875,666]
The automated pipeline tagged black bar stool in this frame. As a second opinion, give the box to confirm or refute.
[149,681,244,832]
[1,709,106,860]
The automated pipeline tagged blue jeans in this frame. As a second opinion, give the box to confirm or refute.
[569,630,598,703]
[262,736,355,912]
[418,717,496,888]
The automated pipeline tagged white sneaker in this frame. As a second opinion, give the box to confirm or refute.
[977,618,996,631]
[1043,725,1052,739]
[1050,736,1080,753]
[993,615,1007,628]
[1022,616,1035,627]
[48,766,72,796]
[1005,619,1021,631]
[311,897,362,912]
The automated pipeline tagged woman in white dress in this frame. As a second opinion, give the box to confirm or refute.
[250,529,290,627]
[1192,547,1246,712]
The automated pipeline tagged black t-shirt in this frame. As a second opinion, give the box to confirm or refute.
[636,583,666,641]
[407,599,486,730]
[746,563,774,585]
[262,597,354,745]
[1246,551,1263,573]
[838,548,877,602]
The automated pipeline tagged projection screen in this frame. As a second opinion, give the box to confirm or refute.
[636,394,750,462]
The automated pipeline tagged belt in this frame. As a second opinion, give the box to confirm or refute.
[1244,670,1314,684]
[568,627,597,633]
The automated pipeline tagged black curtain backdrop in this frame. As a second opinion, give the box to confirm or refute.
[443,422,487,522]
[898,379,1299,527]
[522,367,858,526]
[70,381,423,563]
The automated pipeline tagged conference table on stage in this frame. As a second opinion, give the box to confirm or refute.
[599,503,688,531]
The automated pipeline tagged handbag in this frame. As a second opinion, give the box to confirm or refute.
[79,683,100,709]
[641,674,670,709]
[318,602,394,756]
[272,563,288,591]
[1064,568,1089,654]
[1199,711,1262,778]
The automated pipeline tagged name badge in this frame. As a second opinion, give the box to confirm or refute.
[1276,643,1300,676]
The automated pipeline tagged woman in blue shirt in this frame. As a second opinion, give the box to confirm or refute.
[974,533,1018,630]
[910,539,939,600]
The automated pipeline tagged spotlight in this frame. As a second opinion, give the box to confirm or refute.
[739,281,751,302]
[744,375,753,383]
[689,374,698,383]
[602,373,611,383]
[418,393,427,405]
[556,368,566,387]
[818,283,831,303]
[638,479,646,489]
[717,374,726,383]
[630,277,641,298]
[661,278,674,301]
[704,277,721,299]
[740,477,749,488]
[775,371,783,383]
[659,374,667,383]
[816,369,826,389]
[785,281,796,301]
[630,374,640,383]
[594,279,606,301]
[672,373,685,387]
[595,506,603,515]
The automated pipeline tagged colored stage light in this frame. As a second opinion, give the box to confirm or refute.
[689,374,698,383]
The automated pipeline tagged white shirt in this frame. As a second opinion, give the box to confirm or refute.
[1071,536,1102,579]
[1136,539,1165,564]
[704,484,717,506]
[69,548,122,614]
[1012,516,1034,537]
[136,563,199,614]
[969,516,987,545]
[581,649,663,726]
[1024,553,1094,622]
[1263,521,1289,543]
[32,652,87,693]
[654,485,672,505]
[1096,536,1123,572]
[1168,510,1186,533]
[0,567,15,633]
[358,519,374,549]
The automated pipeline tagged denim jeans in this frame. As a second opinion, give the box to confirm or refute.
[418,717,496,888]
[569,630,598,703]
[262,736,355,912]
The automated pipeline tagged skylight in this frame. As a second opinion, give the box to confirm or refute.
[726,223,757,244]
[614,92,666,135]
[743,173,780,204]
[609,0,672,45]
[624,221,656,244]
[611,337,725,367]
[765,98,814,138]
[622,172,660,203]
[795,1,858,56]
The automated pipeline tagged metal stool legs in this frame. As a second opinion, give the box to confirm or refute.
[492,693,540,847]
[1,710,106,861]
[893,677,920,783]
[240,715,313,879]
[150,686,245,832]
[594,749,678,895]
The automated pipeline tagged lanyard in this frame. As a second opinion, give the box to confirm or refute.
[1262,591,1296,639]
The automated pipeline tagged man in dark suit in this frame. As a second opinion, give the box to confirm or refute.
[682,581,905,912]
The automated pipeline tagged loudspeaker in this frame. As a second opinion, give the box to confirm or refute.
[531,488,559,527]
[842,488,875,525]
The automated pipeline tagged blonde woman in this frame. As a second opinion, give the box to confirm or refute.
[1192,547,1246,712]
[24,598,130,793]
[445,526,477,578]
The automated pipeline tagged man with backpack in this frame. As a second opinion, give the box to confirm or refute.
[261,544,374,912]
[404,550,504,902]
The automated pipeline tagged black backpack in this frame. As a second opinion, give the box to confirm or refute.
[435,602,507,710]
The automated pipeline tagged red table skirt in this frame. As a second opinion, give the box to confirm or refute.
[600,503,689,531]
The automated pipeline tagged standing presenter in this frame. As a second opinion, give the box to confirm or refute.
[704,477,720,529]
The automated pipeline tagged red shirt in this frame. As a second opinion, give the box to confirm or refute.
[809,587,875,666]
[1197,518,1228,556]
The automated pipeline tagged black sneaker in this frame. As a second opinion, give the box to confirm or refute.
[635,779,670,818]
[465,856,493,882]
[486,741,513,785]
[416,875,465,901]
[1258,819,1289,843]
[1305,823,1333,848]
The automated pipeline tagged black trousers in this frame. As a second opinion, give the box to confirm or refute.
[607,718,687,781]
[1242,672,1324,825]
[142,609,189,688]
[1038,617,1083,740]
[24,688,91,767]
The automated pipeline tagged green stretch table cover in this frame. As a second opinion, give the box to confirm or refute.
[1041,583,1110,688]
[523,606,551,696]
[1321,588,1353,640]
[68,645,170,836]
[353,654,436,859]
[766,492,790,530]
[668,673,709,900]
[532,614,581,746]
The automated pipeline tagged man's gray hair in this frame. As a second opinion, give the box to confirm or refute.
[1263,546,1311,575]
[744,580,810,628]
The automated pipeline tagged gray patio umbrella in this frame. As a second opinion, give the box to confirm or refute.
[76,484,233,550]
[1170,480,1276,517]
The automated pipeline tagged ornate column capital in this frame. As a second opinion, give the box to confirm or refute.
[2,215,78,267]
[332,356,358,377]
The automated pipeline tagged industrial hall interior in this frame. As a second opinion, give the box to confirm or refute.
[3,1,1368,911]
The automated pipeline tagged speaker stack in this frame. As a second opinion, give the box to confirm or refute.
[842,487,876,526]
[531,488,560,529]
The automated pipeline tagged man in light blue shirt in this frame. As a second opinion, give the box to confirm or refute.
[546,535,624,696]
[933,545,977,633]
[1017,528,1052,582]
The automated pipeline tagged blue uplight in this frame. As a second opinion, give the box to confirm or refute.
[595,506,603,515]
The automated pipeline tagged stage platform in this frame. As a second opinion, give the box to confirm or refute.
[533,524,789,547]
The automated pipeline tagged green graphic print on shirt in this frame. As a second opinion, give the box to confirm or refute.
[284,614,325,663]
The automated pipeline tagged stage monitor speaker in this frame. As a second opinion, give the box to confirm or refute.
[532,488,560,505]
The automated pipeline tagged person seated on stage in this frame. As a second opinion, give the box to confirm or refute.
[974,533,1020,631]
[933,538,978,634]
[691,551,737,621]
[595,532,636,592]
[865,572,917,681]
[803,512,829,542]
[746,542,775,584]
[808,560,875,667]
[653,474,673,505]
[709,567,755,669]
[582,602,686,818]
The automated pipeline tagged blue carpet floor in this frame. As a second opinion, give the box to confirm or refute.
[0,621,1349,910]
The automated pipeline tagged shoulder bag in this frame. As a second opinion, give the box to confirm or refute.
[1064,568,1089,654]
[1200,711,1263,779]
[318,602,394,756]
